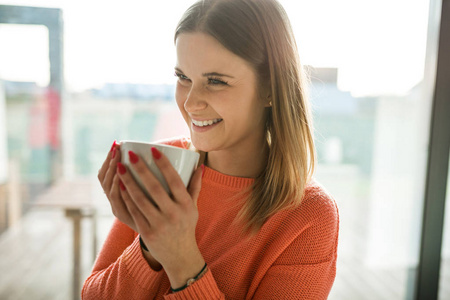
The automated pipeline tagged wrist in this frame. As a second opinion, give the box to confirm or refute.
[166,255,206,290]
[139,235,150,252]
[170,263,208,292]
[139,235,162,271]
[171,262,208,292]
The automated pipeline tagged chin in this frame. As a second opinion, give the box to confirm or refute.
[189,136,215,153]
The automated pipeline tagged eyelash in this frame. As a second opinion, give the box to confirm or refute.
[208,77,228,85]
[174,72,228,86]
[174,72,189,81]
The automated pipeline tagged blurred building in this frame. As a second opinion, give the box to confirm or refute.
[91,83,175,101]
[309,67,377,174]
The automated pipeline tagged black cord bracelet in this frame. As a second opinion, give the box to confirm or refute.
[139,235,149,252]
[171,263,208,293]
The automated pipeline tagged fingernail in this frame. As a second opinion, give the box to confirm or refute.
[128,151,139,164]
[112,147,117,159]
[151,147,161,160]
[117,162,127,175]
[110,140,117,152]
[119,180,126,191]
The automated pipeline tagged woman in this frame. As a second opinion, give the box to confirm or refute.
[83,0,339,299]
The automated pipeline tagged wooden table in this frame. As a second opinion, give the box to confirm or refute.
[33,180,97,300]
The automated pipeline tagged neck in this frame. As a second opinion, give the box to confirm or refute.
[206,138,269,178]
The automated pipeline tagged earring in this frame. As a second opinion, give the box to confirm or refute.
[268,101,272,107]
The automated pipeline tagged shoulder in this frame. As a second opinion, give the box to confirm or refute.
[284,179,339,248]
[272,179,339,237]
[153,136,191,149]
[300,179,339,222]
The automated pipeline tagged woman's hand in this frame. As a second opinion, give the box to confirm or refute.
[97,141,140,233]
[117,147,205,289]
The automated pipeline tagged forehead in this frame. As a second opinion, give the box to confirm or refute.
[175,32,254,75]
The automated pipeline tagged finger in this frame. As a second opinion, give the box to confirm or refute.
[108,175,134,227]
[98,140,117,181]
[126,150,174,212]
[102,144,122,192]
[117,162,162,219]
[188,165,203,206]
[119,183,151,234]
[150,147,192,204]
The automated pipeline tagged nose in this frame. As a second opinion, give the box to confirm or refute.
[183,84,207,113]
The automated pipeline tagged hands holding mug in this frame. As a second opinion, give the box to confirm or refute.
[97,140,205,289]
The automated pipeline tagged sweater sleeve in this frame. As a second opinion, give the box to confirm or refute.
[163,270,225,299]
[252,260,335,300]
[253,194,339,300]
[82,217,226,299]
[82,218,167,299]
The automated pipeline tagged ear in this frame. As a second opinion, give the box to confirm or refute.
[264,94,272,108]
[259,84,272,107]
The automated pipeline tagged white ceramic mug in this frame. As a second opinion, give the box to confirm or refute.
[120,141,200,197]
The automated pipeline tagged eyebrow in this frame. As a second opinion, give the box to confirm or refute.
[174,67,234,78]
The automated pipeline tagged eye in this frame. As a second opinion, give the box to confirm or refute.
[208,77,228,86]
[174,72,190,82]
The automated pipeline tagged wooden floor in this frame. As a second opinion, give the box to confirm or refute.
[0,179,449,300]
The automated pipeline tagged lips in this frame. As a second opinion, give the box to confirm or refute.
[192,118,223,127]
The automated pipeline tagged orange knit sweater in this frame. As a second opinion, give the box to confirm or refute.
[82,138,339,299]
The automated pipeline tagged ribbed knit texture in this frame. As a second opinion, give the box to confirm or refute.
[82,137,339,299]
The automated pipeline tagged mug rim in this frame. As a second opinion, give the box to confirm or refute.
[120,140,199,156]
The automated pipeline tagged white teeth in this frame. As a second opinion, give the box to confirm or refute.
[192,118,222,127]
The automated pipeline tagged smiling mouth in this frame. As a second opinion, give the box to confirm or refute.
[192,118,223,127]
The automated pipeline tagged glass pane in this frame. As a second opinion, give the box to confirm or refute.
[279,0,438,298]
[439,154,450,300]
[0,24,52,230]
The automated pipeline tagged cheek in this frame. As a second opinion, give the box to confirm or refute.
[175,85,189,122]
[235,98,266,129]
[175,85,186,109]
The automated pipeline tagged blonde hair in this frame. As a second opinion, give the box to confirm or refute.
[175,0,316,233]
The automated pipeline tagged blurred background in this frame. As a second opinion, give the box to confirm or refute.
[0,0,449,299]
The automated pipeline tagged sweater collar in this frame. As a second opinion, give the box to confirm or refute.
[202,166,255,189]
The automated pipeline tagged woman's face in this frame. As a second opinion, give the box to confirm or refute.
[175,32,268,154]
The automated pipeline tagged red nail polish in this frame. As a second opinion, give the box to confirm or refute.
[119,180,126,191]
[112,147,117,159]
[117,162,127,175]
[151,147,161,160]
[110,140,117,152]
[128,151,139,164]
